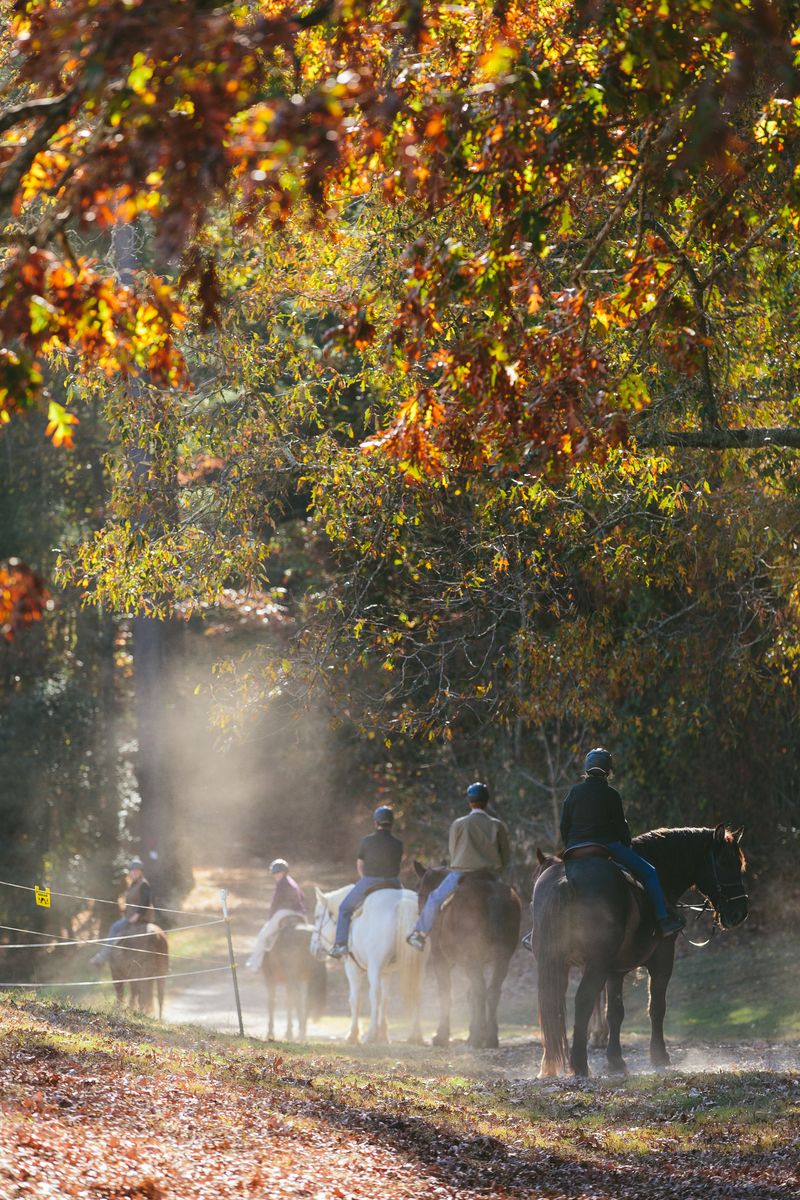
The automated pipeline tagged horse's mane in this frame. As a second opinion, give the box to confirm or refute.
[633,825,744,892]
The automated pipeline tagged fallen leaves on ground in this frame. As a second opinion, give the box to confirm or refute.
[0,999,798,1199]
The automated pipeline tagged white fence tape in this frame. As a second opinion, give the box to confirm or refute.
[0,965,233,988]
[0,876,215,919]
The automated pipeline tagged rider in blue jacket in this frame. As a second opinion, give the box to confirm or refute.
[329,806,403,958]
[561,748,685,938]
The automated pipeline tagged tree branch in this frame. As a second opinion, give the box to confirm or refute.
[638,428,800,450]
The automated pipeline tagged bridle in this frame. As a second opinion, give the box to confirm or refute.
[311,901,334,958]
[677,841,748,948]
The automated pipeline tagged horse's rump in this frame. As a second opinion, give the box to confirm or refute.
[442,875,520,952]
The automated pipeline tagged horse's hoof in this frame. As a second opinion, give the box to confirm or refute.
[650,1053,670,1069]
[606,1058,628,1076]
[432,1033,449,1048]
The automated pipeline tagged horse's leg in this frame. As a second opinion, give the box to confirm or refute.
[485,952,511,1050]
[466,961,489,1049]
[589,984,610,1048]
[647,940,676,1067]
[156,975,165,1021]
[605,972,627,1075]
[285,983,296,1040]
[363,963,385,1043]
[344,959,362,1044]
[570,965,606,1077]
[298,978,307,1042]
[431,951,452,1048]
[266,978,276,1041]
[112,978,124,1006]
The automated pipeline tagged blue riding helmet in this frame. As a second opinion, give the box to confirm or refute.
[584,747,613,776]
[466,782,490,805]
[373,805,394,827]
[270,858,289,874]
[128,856,144,871]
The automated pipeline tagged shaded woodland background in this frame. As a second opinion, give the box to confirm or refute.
[3,390,799,941]
[3,1,800,947]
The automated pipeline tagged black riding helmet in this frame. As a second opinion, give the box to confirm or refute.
[466,782,490,806]
[373,805,394,828]
[584,747,613,776]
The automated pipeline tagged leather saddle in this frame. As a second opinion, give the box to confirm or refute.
[352,878,402,919]
[562,842,612,860]
[562,843,642,891]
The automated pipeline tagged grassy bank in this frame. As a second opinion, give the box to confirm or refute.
[0,994,798,1198]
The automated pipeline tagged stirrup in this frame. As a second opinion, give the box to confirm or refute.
[328,944,349,959]
[406,931,426,951]
[520,931,534,953]
[657,912,686,937]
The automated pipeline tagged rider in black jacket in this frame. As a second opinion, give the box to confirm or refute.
[561,749,684,938]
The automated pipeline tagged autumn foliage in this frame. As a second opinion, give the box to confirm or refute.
[0,558,50,640]
[1,1,799,470]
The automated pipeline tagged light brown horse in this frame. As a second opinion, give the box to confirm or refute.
[110,924,168,1019]
[262,920,327,1041]
[414,864,521,1049]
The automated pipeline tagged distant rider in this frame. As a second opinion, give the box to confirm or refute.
[246,858,308,971]
[561,747,685,938]
[90,856,154,966]
[406,782,510,950]
[329,806,403,959]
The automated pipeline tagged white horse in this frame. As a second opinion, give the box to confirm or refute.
[311,885,426,1044]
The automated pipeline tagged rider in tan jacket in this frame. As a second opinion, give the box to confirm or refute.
[407,783,510,949]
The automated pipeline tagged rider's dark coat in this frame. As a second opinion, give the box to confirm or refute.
[123,875,154,924]
[560,777,632,848]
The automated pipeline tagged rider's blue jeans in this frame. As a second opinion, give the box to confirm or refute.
[414,870,464,936]
[602,841,669,921]
[335,876,400,946]
[94,917,135,964]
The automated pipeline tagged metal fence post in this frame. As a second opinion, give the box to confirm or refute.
[220,888,245,1037]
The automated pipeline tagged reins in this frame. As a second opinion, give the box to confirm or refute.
[675,839,748,948]
[676,897,717,947]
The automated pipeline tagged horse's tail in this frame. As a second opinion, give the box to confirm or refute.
[536,880,571,1077]
[394,892,425,1014]
[306,957,327,1020]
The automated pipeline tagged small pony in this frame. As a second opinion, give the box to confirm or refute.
[262,919,327,1041]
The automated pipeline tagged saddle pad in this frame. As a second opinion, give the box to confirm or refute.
[351,880,402,920]
[564,859,643,892]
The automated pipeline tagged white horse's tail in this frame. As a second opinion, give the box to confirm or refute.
[394,891,425,1014]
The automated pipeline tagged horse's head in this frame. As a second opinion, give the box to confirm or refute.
[534,847,560,882]
[696,825,748,929]
[310,886,335,960]
[413,860,447,904]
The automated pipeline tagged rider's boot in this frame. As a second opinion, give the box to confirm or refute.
[328,943,349,959]
[656,911,686,937]
[520,930,534,953]
[406,930,426,952]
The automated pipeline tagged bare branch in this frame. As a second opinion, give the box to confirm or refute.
[638,427,800,450]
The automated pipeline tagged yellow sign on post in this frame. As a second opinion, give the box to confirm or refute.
[35,886,51,908]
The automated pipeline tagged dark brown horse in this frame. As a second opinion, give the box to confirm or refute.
[262,920,327,1041]
[110,924,169,1019]
[414,864,521,1048]
[532,825,748,1077]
